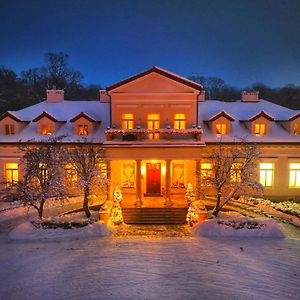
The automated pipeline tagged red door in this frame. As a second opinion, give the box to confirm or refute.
[146,163,161,195]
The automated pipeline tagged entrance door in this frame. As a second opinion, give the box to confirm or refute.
[146,163,161,195]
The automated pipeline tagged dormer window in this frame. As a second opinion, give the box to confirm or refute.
[121,113,134,129]
[70,112,99,136]
[5,124,15,135]
[240,111,274,136]
[206,111,235,136]
[174,113,186,129]
[78,125,89,135]
[33,111,64,136]
[254,124,266,136]
[216,123,227,135]
[40,124,52,135]
[293,123,300,135]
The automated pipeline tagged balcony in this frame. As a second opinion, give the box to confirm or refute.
[104,126,203,145]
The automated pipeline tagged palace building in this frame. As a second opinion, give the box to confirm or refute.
[0,66,300,210]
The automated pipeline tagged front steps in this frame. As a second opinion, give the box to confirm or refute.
[122,208,188,224]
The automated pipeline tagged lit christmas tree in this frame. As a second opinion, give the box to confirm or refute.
[109,186,124,225]
[186,202,199,226]
[185,183,195,206]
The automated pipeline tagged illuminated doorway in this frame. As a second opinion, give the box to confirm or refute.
[146,162,161,195]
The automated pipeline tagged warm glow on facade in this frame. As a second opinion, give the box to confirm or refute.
[78,125,89,135]
[121,113,134,129]
[201,163,212,177]
[5,124,15,135]
[216,123,227,135]
[141,165,146,176]
[40,124,52,135]
[171,162,185,187]
[260,163,273,187]
[65,163,78,183]
[5,163,18,185]
[289,163,300,188]
[255,124,266,135]
[174,113,186,129]
[231,163,242,182]
[39,163,48,180]
[1,66,300,209]
[122,161,135,188]
[147,114,160,140]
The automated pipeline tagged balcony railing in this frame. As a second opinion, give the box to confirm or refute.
[105,127,203,142]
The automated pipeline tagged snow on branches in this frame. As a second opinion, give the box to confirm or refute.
[17,138,68,219]
[198,138,263,217]
[67,142,108,217]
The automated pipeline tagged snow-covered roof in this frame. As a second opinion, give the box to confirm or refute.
[0,98,299,144]
[198,99,300,143]
[0,100,110,143]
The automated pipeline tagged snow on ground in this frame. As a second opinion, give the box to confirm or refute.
[0,200,22,212]
[9,221,110,240]
[0,206,34,222]
[193,211,284,238]
[0,233,299,300]
[0,197,83,222]
[193,219,284,238]
[9,212,110,240]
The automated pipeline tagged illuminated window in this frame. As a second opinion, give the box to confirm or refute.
[40,124,52,135]
[201,163,213,177]
[78,125,89,135]
[293,123,300,135]
[147,114,160,140]
[200,163,213,185]
[260,163,273,187]
[122,162,135,188]
[174,114,186,129]
[5,124,15,135]
[171,162,185,188]
[289,163,300,188]
[254,124,266,135]
[5,163,18,185]
[231,163,242,182]
[39,163,48,182]
[121,113,134,129]
[216,123,227,135]
[97,162,107,176]
[65,164,78,183]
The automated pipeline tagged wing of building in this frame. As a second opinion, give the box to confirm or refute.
[0,66,299,208]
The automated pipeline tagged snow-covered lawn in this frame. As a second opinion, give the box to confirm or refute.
[0,197,83,222]
[0,233,299,300]
[9,211,110,240]
[9,221,110,240]
[193,212,284,238]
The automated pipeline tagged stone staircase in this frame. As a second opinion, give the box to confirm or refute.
[122,208,188,224]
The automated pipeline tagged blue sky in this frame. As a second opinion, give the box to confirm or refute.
[0,0,300,88]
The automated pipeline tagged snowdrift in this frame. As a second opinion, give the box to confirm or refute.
[9,221,110,240]
[193,218,284,238]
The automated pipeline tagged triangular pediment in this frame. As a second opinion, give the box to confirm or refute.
[107,66,202,94]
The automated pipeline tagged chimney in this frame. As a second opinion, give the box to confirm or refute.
[99,89,111,103]
[46,90,64,103]
[198,90,205,102]
[241,91,259,102]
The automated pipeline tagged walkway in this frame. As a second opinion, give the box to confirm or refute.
[112,224,192,238]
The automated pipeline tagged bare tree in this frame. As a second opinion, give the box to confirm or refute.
[198,139,263,217]
[67,143,108,218]
[17,140,67,219]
